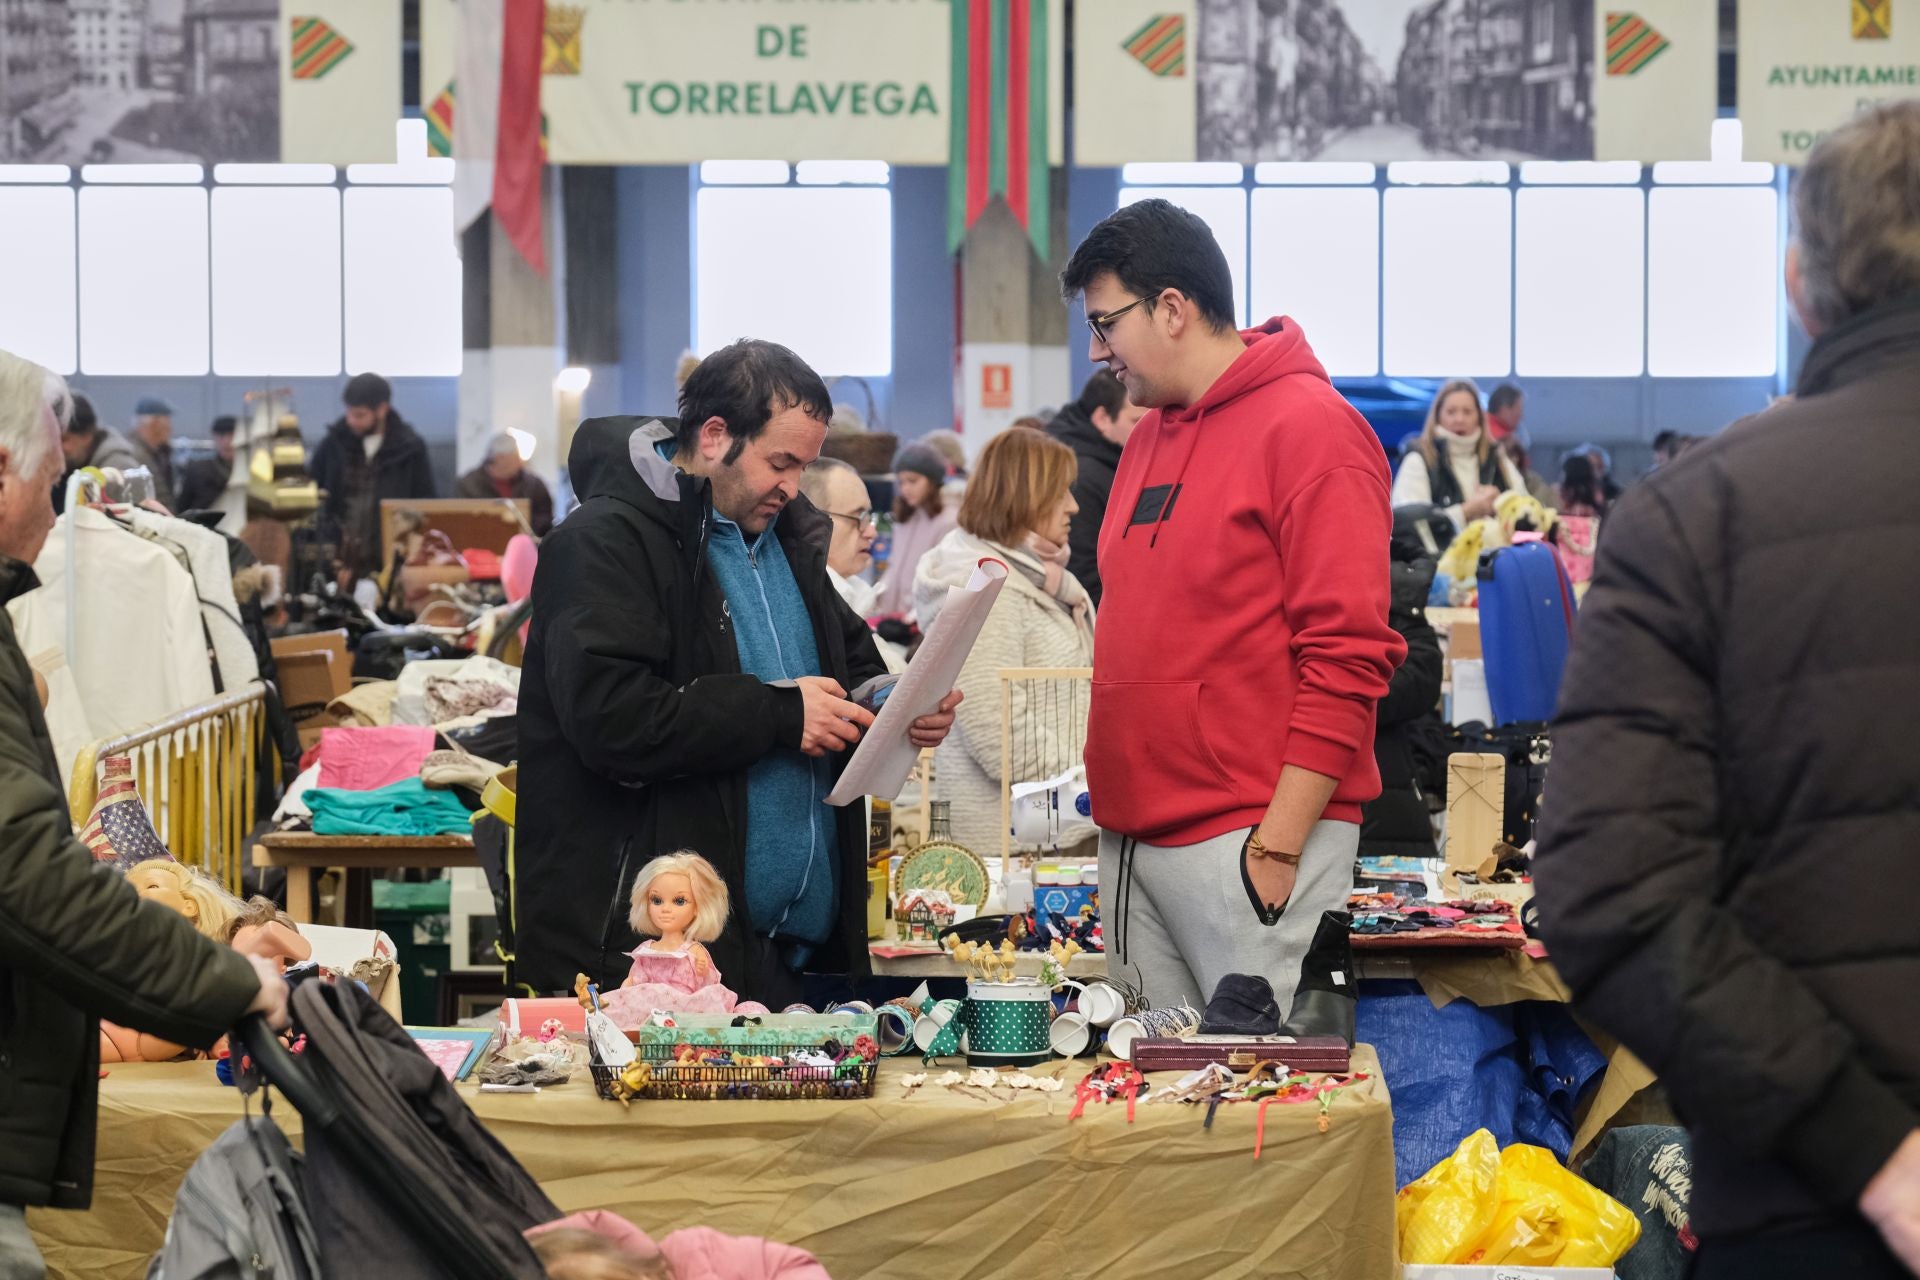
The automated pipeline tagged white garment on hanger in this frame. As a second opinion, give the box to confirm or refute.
[126,507,259,693]
[7,507,217,786]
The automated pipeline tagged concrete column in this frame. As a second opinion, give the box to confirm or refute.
[956,168,1071,455]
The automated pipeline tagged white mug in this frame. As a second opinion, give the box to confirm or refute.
[1068,980,1127,1028]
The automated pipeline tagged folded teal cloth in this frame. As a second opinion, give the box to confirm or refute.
[304,778,473,837]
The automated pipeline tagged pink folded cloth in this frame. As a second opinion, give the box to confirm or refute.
[527,1210,831,1280]
[316,725,438,792]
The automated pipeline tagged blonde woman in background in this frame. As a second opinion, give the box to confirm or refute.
[1390,379,1526,531]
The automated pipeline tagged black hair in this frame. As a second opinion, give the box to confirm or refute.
[1561,453,1604,510]
[343,372,391,410]
[1651,429,1678,453]
[675,338,832,464]
[211,415,237,436]
[1488,384,1523,414]
[1060,199,1237,334]
[1075,369,1128,421]
[67,393,97,435]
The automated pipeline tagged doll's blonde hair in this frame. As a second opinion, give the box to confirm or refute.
[129,859,246,942]
[627,851,729,943]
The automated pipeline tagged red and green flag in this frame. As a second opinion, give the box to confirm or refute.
[949,0,1050,258]
[290,16,355,80]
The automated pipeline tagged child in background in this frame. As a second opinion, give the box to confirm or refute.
[528,1210,831,1280]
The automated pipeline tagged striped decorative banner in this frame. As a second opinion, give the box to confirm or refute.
[1123,14,1186,76]
[1605,11,1670,75]
[1852,0,1891,38]
[426,80,455,156]
[289,16,355,80]
[948,0,1051,257]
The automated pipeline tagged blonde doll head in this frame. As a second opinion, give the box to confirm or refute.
[124,859,244,942]
[627,851,729,944]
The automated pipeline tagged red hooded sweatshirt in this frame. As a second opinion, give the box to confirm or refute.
[1086,317,1406,845]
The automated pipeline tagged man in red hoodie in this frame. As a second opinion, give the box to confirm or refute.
[1062,199,1405,1015]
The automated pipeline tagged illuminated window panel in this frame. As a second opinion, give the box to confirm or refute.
[1648,187,1779,377]
[1250,187,1379,376]
[1383,187,1511,377]
[212,187,343,376]
[0,186,78,374]
[1515,187,1645,377]
[696,186,893,377]
[79,185,209,375]
[343,186,462,377]
[1120,186,1249,327]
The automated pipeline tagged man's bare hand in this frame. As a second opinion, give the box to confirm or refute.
[796,676,874,757]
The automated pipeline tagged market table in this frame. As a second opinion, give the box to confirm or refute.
[252,832,479,925]
[31,1048,1397,1280]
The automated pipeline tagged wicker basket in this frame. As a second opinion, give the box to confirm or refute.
[588,1013,881,1102]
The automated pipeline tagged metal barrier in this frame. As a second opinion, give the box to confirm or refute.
[66,682,269,895]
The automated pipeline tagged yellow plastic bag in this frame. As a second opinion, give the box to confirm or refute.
[1396,1133,1642,1267]
[1396,1129,1501,1264]
[1497,1145,1641,1267]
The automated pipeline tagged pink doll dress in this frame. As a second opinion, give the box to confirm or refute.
[599,941,771,1025]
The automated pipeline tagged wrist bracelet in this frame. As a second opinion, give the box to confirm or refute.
[1245,831,1302,867]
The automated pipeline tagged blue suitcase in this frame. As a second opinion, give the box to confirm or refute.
[1475,540,1575,725]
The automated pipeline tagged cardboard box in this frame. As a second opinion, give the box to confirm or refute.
[271,630,351,712]
[1445,753,1506,874]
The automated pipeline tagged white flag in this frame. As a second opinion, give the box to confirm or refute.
[454,0,505,231]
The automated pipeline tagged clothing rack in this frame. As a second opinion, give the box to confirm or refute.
[67,683,269,895]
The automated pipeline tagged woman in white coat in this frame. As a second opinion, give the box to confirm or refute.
[1390,379,1527,531]
[913,427,1095,858]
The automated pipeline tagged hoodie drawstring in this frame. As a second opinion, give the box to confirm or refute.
[1148,406,1207,549]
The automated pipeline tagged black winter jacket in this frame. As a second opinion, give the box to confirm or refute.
[1361,558,1441,857]
[515,417,888,998]
[309,412,437,575]
[1536,296,1920,1237]
[1044,403,1123,607]
[0,557,257,1210]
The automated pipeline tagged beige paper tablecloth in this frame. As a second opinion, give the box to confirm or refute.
[32,1047,1397,1280]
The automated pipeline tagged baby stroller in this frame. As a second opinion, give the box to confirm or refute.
[152,978,559,1279]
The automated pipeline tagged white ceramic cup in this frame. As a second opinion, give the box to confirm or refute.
[1072,981,1127,1028]
[1049,1011,1094,1058]
[1105,1016,1146,1061]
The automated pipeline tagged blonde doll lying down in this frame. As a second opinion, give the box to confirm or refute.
[597,852,770,1026]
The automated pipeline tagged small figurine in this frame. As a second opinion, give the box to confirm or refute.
[598,851,770,1025]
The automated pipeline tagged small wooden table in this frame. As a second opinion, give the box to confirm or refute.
[252,833,479,924]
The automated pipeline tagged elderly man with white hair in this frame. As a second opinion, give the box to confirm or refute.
[455,430,555,535]
[0,347,287,1280]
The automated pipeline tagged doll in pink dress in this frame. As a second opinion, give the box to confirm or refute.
[599,851,770,1026]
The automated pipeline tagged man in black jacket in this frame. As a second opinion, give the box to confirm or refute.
[1536,102,1920,1279]
[309,372,437,579]
[1043,370,1143,607]
[0,348,287,1279]
[516,340,960,1006]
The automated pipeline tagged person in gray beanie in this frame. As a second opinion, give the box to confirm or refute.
[874,441,956,617]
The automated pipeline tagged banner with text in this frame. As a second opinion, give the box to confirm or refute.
[1738,0,1920,164]
[421,0,1062,165]
[1593,4,1719,160]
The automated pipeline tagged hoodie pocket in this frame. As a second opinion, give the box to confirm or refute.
[1085,680,1237,837]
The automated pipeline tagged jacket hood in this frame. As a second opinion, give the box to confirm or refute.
[1162,316,1328,425]
[1046,403,1121,466]
[567,414,689,510]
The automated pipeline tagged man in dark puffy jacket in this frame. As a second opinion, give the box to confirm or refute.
[0,348,287,1280]
[309,373,438,579]
[1043,369,1143,608]
[1536,103,1920,1279]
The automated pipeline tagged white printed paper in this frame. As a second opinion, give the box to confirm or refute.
[825,557,1009,806]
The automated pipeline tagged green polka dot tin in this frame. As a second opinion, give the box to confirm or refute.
[961,979,1054,1069]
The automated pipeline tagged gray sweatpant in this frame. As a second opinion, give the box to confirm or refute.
[1098,820,1358,1017]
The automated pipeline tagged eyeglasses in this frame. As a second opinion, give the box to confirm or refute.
[1086,295,1153,345]
[825,508,876,530]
